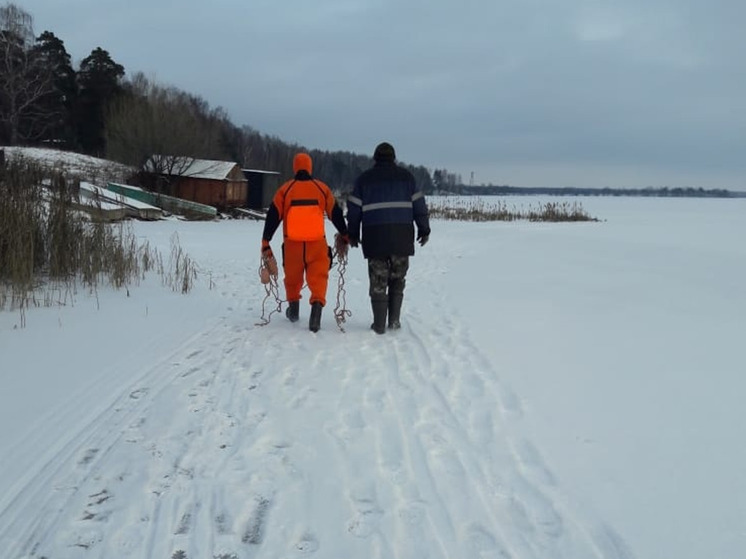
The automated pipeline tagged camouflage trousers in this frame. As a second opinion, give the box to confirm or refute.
[367,256,409,300]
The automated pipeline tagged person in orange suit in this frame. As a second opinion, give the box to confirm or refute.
[261,153,349,332]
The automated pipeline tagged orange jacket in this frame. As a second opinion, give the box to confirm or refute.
[273,177,337,241]
[262,153,347,243]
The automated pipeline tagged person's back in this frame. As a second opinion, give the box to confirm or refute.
[262,152,348,332]
[347,142,430,333]
[351,162,420,259]
[276,173,334,242]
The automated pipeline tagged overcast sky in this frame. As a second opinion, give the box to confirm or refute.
[19,0,746,189]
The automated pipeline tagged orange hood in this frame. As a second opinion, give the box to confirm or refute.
[293,153,313,175]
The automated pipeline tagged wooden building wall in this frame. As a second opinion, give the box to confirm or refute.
[171,166,247,210]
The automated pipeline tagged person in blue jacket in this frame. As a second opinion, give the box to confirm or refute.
[346,142,431,334]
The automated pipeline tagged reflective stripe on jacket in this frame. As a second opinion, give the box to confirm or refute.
[347,161,430,258]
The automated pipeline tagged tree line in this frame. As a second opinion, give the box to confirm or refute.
[0,3,436,193]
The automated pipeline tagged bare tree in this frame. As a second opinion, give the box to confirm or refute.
[106,73,226,175]
[0,3,54,144]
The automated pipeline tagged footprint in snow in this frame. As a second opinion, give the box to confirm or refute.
[180,366,200,378]
[347,485,383,539]
[465,523,510,557]
[129,387,148,400]
[78,448,99,466]
[242,496,272,545]
[294,532,320,554]
[174,511,192,535]
[347,503,383,539]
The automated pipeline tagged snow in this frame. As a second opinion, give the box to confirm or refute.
[1,196,744,559]
[145,155,242,181]
[3,146,134,183]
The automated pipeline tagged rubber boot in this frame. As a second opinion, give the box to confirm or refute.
[388,293,403,329]
[286,300,299,322]
[370,297,388,335]
[309,301,322,332]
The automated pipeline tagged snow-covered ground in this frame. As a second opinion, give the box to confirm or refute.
[2,146,134,184]
[1,196,744,559]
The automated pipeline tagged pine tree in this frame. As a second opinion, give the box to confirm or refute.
[28,31,77,146]
[75,47,124,154]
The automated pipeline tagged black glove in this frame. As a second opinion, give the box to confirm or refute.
[417,233,429,247]
[349,237,359,248]
[334,233,350,258]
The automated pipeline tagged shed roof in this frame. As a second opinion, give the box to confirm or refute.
[145,155,246,181]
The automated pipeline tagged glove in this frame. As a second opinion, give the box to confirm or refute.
[349,237,359,248]
[417,233,429,247]
[334,233,350,259]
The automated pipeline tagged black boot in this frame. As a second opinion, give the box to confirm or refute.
[309,301,322,332]
[388,293,403,329]
[286,300,299,322]
[370,297,388,334]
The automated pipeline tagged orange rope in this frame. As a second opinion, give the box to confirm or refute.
[255,254,283,326]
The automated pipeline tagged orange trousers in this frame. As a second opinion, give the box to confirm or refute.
[282,239,331,306]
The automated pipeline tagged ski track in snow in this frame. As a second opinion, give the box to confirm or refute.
[0,252,634,559]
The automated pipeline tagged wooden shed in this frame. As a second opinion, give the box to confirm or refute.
[243,168,281,210]
[143,156,248,211]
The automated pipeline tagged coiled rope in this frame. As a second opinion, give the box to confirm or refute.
[332,233,351,332]
[256,233,351,332]
[255,252,283,326]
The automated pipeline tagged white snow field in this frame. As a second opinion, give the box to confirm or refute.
[1,196,744,559]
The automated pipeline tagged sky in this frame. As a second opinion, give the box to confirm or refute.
[17,0,746,189]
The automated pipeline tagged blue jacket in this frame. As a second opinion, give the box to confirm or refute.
[347,161,430,259]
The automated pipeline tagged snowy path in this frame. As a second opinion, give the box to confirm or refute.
[0,317,628,559]
[0,220,638,559]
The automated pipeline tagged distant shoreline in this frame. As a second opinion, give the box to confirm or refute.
[446,185,746,198]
